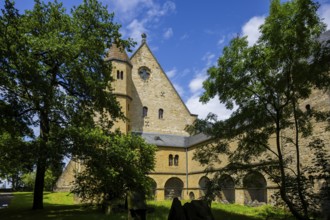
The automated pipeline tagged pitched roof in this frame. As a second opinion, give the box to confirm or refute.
[130,36,198,118]
[105,44,132,67]
[133,132,210,148]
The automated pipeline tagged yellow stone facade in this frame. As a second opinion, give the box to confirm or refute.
[55,35,330,206]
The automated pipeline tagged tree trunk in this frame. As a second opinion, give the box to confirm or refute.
[32,109,49,210]
[33,158,46,209]
[275,112,308,220]
[292,101,309,219]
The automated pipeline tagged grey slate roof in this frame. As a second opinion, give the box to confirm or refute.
[133,132,210,148]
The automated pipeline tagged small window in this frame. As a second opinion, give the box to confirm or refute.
[117,70,120,79]
[142,106,148,118]
[120,71,124,80]
[159,109,164,119]
[174,155,179,166]
[169,154,173,166]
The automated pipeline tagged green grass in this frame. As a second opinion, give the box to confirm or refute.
[0,192,292,220]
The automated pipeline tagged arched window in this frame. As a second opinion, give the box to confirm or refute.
[120,71,124,80]
[174,155,179,166]
[117,70,120,79]
[158,109,164,119]
[142,106,148,117]
[169,154,173,166]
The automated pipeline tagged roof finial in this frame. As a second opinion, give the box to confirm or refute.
[141,33,147,43]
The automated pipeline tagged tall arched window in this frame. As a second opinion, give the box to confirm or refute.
[174,155,179,166]
[158,109,164,119]
[117,70,120,79]
[120,71,124,79]
[169,154,173,166]
[142,106,148,117]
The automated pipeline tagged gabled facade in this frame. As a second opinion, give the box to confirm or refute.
[55,33,330,205]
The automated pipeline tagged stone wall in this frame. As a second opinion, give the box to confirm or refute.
[129,43,196,136]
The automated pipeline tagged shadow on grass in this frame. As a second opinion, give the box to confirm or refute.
[0,193,293,220]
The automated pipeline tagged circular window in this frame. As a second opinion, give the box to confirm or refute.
[139,67,150,80]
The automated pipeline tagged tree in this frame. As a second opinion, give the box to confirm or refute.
[72,132,156,212]
[0,0,133,209]
[188,0,330,219]
[0,102,35,190]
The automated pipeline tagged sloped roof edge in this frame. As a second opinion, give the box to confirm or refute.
[130,41,198,118]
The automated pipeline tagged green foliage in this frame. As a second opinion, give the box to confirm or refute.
[72,132,156,206]
[0,0,132,209]
[21,172,36,191]
[21,169,57,191]
[188,0,330,219]
[0,0,134,209]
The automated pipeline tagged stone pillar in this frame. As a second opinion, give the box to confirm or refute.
[156,189,164,201]
[235,188,245,204]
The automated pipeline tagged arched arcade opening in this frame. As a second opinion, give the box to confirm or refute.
[218,174,235,203]
[164,177,184,200]
[243,172,267,204]
[199,176,210,198]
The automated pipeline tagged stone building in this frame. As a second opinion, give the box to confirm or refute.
[55,32,330,205]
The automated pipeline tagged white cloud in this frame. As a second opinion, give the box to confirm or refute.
[107,0,175,42]
[166,68,176,78]
[180,34,189,40]
[319,4,330,30]
[127,19,147,43]
[163,28,173,39]
[107,0,153,21]
[217,36,225,46]
[242,16,266,46]
[147,1,176,19]
[202,52,216,66]
[189,72,207,94]
[173,83,184,97]
[186,95,233,120]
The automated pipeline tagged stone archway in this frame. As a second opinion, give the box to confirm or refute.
[199,176,210,198]
[243,172,267,204]
[164,177,184,200]
[218,174,235,203]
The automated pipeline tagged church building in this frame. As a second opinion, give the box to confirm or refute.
[55,32,330,205]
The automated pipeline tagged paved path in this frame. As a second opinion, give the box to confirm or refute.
[0,193,13,209]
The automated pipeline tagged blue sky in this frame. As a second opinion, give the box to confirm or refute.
[13,0,330,119]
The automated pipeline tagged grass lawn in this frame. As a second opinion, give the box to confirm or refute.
[0,192,292,220]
